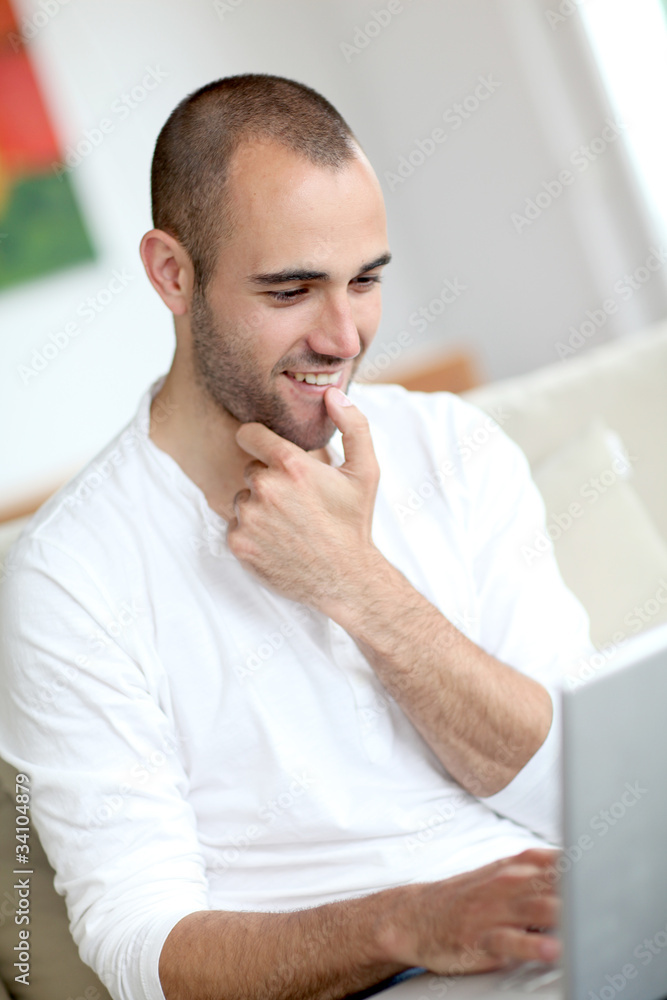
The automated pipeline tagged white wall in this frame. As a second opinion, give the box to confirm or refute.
[2,0,666,504]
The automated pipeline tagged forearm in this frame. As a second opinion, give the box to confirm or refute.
[326,552,553,797]
[159,851,562,996]
[159,890,408,1000]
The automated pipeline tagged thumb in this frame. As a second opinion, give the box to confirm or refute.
[324,386,378,479]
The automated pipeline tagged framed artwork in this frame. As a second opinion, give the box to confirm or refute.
[0,0,95,290]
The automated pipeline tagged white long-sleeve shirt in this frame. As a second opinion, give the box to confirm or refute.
[0,379,592,1000]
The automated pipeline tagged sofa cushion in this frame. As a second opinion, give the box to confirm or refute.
[462,322,667,542]
[529,420,667,649]
[0,757,112,999]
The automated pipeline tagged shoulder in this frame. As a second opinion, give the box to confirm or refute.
[346,382,535,526]
[348,379,480,433]
[347,380,518,467]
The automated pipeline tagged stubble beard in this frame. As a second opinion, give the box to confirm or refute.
[190,289,362,452]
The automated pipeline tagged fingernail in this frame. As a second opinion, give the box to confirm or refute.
[329,387,353,407]
[539,937,561,962]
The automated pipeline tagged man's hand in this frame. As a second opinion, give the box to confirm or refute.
[160,849,562,1000]
[378,849,561,975]
[227,386,383,610]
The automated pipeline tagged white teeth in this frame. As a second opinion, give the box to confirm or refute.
[291,371,340,386]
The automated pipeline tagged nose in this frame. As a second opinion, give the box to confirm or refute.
[307,292,361,361]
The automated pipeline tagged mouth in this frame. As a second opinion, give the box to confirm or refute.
[282,368,345,393]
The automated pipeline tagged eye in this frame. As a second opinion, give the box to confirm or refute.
[267,288,308,304]
[352,274,382,291]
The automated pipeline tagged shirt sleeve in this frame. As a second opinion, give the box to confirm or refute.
[447,398,595,844]
[0,536,209,1000]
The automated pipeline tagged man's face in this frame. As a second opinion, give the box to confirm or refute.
[188,140,390,452]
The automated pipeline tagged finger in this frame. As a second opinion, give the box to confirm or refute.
[482,863,559,927]
[243,459,268,486]
[508,848,561,869]
[236,422,303,468]
[493,860,560,893]
[519,893,560,930]
[233,488,252,511]
[502,851,562,893]
[323,387,378,479]
[484,927,561,965]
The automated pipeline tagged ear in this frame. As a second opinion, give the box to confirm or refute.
[140,229,194,316]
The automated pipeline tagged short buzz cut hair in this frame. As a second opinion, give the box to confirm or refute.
[150,73,359,291]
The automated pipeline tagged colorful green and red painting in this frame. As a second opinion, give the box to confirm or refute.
[0,0,95,291]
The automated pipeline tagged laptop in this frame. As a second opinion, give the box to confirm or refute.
[360,622,667,1000]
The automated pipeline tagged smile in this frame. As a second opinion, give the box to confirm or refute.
[284,370,343,387]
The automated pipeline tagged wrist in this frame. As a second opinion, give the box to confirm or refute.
[371,884,419,967]
[321,546,392,628]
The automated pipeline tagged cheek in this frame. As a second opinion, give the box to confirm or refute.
[354,294,382,340]
[249,310,312,369]
[265,303,319,346]
[235,306,270,340]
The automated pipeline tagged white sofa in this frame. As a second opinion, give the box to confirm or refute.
[463,320,667,656]
[1,322,666,995]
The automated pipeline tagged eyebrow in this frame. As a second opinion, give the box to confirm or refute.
[247,252,392,286]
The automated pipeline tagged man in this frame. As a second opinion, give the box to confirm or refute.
[0,75,592,999]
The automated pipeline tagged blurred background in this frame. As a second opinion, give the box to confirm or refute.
[2,0,667,513]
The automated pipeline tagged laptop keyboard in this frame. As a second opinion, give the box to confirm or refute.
[497,962,563,993]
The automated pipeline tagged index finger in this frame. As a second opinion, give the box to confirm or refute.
[323,386,378,480]
[235,422,304,467]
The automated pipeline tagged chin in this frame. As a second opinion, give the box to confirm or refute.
[280,417,337,453]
